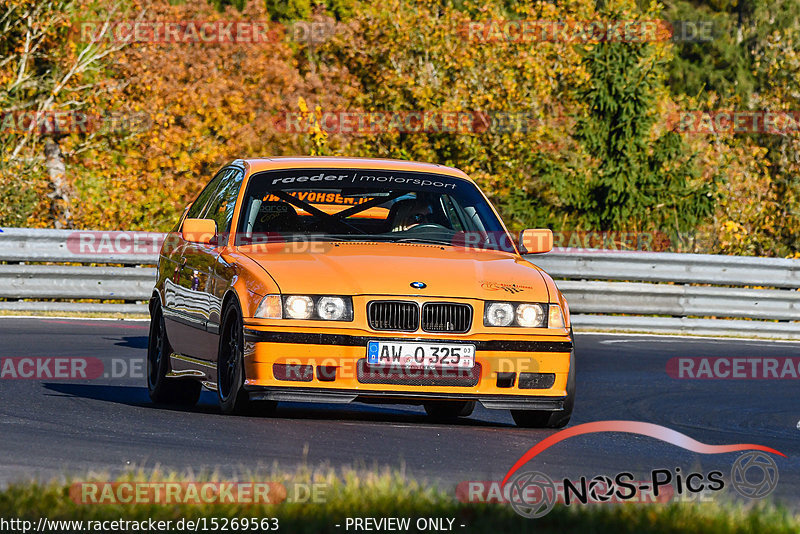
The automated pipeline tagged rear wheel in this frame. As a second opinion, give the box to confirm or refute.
[512,337,575,429]
[147,303,201,406]
[424,400,475,420]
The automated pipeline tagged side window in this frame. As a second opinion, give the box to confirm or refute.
[184,169,229,221]
[202,168,244,233]
[441,194,467,231]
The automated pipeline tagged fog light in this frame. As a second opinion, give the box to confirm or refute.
[518,372,556,389]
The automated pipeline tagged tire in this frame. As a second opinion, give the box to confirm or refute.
[424,400,475,420]
[147,303,201,406]
[217,301,276,415]
[512,339,575,429]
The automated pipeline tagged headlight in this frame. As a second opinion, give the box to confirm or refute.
[255,294,282,319]
[484,301,550,327]
[516,303,545,327]
[259,295,354,321]
[485,302,515,327]
[285,295,315,319]
[317,296,347,320]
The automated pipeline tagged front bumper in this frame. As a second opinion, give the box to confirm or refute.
[241,326,572,409]
[246,386,566,411]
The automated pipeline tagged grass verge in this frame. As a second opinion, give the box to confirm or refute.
[0,469,796,533]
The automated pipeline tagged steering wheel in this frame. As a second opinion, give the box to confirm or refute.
[406,223,448,231]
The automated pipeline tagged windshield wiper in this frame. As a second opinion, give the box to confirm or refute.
[242,234,351,244]
[284,235,351,242]
[326,235,454,246]
[391,237,453,246]
[256,235,455,246]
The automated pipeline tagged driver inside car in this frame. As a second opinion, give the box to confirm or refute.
[389,198,435,232]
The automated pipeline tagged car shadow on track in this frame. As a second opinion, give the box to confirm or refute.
[110,336,149,349]
[266,403,514,427]
[41,383,514,427]
[41,383,221,415]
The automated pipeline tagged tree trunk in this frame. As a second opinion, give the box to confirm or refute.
[44,137,72,229]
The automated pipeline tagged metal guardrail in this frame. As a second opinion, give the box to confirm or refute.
[0,228,162,264]
[0,228,158,314]
[531,251,800,338]
[1,228,800,338]
[0,265,156,300]
[569,315,800,338]
[530,251,800,287]
[556,281,800,321]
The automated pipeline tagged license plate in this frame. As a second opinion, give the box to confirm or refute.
[366,341,475,369]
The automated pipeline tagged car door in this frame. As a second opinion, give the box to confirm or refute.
[201,167,245,338]
[175,167,243,361]
[162,168,229,358]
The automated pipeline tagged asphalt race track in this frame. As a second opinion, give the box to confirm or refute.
[0,317,797,506]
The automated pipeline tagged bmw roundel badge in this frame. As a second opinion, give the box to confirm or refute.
[410,281,427,289]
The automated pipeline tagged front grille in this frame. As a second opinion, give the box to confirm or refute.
[422,302,472,333]
[356,359,481,387]
[368,301,419,331]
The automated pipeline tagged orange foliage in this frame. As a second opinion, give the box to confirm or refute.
[66,1,355,230]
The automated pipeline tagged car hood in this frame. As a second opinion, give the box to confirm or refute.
[240,241,550,301]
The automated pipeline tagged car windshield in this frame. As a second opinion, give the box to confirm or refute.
[235,168,517,252]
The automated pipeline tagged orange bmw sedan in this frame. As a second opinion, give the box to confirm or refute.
[147,157,575,427]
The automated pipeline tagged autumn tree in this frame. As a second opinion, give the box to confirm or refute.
[0,0,131,228]
[67,0,355,230]
[563,1,716,234]
[319,0,589,233]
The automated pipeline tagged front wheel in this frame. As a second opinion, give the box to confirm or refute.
[147,303,201,406]
[217,302,277,416]
[217,303,251,415]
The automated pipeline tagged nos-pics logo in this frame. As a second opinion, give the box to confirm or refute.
[502,421,783,519]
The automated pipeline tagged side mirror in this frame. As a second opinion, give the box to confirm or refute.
[182,218,218,245]
[519,229,553,254]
